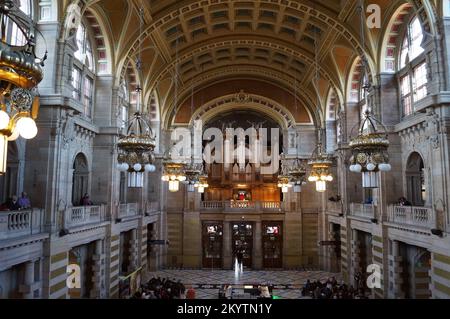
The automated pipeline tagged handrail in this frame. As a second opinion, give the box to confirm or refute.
[0,209,44,240]
[387,205,434,229]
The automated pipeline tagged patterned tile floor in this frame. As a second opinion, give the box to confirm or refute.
[146,265,341,299]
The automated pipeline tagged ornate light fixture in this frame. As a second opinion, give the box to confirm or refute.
[117,111,156,188]
[194,172,209,194]
[289,159,307,193]
[0,1,46,173]
[308,138,333,193]
[184,162,202,192]
[161,152,187,193]
[278,159,292,193]
[117,7,156,188]
[349,110,391,188]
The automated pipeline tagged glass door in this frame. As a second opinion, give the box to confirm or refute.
[202,222,223,268]
[262,222,283,268]
[232,223,253,268]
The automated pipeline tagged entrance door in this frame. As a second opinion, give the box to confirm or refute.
[202,222,223,268]
[262,222,283,268]
[232,223,253,268]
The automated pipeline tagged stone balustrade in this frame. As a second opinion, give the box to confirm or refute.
[326,201,342,215]
[145,201,160,214]
[387,205,434,229]
[349,203,377,220]
[200,201,283,212]
[64,205,106,229]
[117,203,139,219]
[0,209,45,240]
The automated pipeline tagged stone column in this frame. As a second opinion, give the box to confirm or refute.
[129,229,139,271]
[90,239,105,298]
[253,221,262,270]
[223,221,232,269]
[350,229,361,287]
[389,240,405,298]
[21,261,35,299]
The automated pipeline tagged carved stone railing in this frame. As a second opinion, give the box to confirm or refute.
[118,203,139,219]
[326,201,342,216]
[64,205,106,229]
[145,201,160,214]
[349,203,376,220]
[0,209,44,240]
[387,205,434,229]
[200,201,283,213]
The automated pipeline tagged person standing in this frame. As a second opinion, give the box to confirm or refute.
[18,192,31,209]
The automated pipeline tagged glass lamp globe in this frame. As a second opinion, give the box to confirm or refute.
[16,117,38,139]
[0,111,10,130]
[169,180,180,192]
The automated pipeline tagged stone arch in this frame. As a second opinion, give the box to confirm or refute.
[379,3,414,73]
[187,94,303,131]
[405,151,426,206]
[346,57,364,103]
[72,153,89,206]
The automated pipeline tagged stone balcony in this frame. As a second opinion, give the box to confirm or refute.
[117,203,139,220]
[386,205,435,231]
[62,205,108,230]
[348,203,377,222]
[200,201,284,213]
[326,201,343,216]
[0,209,46,241]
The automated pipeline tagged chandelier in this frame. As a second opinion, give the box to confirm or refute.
[184,161,202,192]
[117,111,156,188]
[194,172,209,194]
[161,152,187,193]
[349,110,391,188]
[0,1,46,174]
[308,140,333,193]
[289,159,307,193]
[277,158,292,193]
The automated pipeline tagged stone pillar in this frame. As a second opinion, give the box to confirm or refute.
[20,261,35,299]
[223,221,232,269]
[129,229,139,271]
[350,229,361,287]
[253,221,262,270]
[389,240,405,298]
[90,239,105,299]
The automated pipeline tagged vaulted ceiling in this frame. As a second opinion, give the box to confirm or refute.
[64,0,438,126]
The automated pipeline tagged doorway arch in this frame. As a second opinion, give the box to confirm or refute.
[72,153,90,206]
[405,152,426,206]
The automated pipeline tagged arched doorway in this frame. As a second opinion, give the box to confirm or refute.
[72,153,89,206]
[406,152,425,206]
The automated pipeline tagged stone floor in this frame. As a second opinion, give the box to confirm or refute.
[146,265,341,299]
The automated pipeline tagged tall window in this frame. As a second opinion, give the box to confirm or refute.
[72,67,82,100]
[400,75,412,116]
[71,22,96,119]
[83,77,93,117]
[413,62,428,102]
[398,16,428,117]
[74,24,94,71]
[4,0,32,46]
[400,17,425,69]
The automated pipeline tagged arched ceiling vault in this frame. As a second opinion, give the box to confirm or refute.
[59,0,438,127]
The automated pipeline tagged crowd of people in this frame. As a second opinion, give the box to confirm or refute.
[132,277,192,299]
[0,192,31,211]
[301,275,368,299]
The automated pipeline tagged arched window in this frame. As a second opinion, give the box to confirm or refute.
[72,153,89,206]
[71,22,95,119]
[398,16,428,118]
[400,17,425,68]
